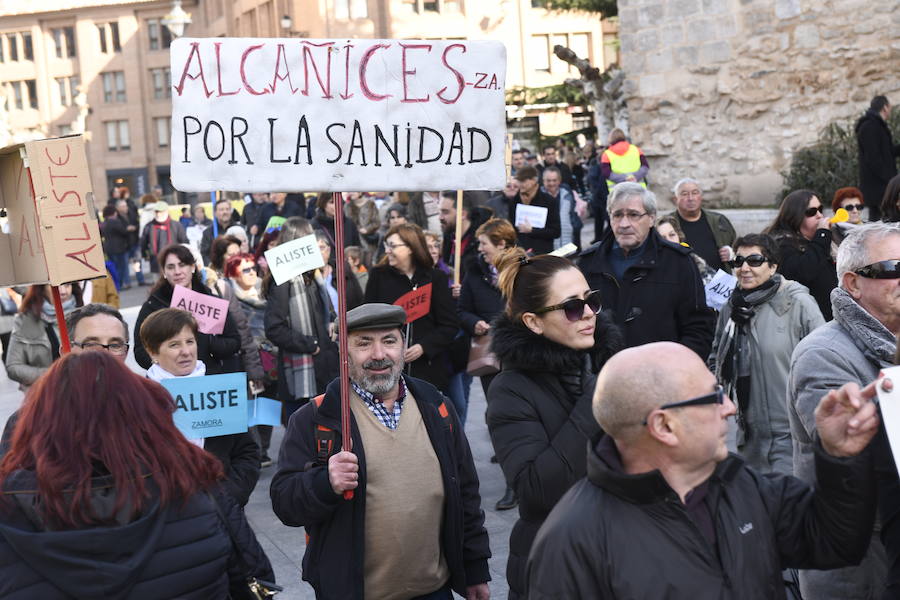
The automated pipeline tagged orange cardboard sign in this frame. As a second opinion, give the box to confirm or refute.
[394,283,432,323]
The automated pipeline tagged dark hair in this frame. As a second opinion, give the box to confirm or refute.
[871,95,890,112]
[496,247,578,323]
[21,283,83,319]
[102,205,117,219]
[315,192,332,211]
[514,166,538,183]
[254,228,280,262]
[224,253,256,279]
[152,244,202,293]
[67,303,128,343]
[511,149,524,156]
[764,189,819,239]
[139,308,199,354]
[209,234,242,272]
[439,191,474,215]
[655,214,685,242]
[378,223,433,270]
[475,218,517,252]
[881,174,900,223]
[733,233,780,265]
[831,186,864,212]
[541,144,557,155]
[0,352,223,528]
[214,198,231,209]
[386,203,407,219]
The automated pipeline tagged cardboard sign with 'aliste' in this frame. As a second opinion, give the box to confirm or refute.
[264,234,325,286]
[170,284,229,334]
[162,372,248,438]
[394,283,432,323]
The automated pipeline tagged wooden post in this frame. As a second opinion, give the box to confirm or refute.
[50,286,71,354]
[332,191,354,500]
[453,190,463,286]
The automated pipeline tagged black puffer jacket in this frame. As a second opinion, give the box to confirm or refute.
[0,475,273,599]
[579,230,716,359]
[526,435,876,599]
[772,229,837,321]
[856,108,899,215]
[486,311,622,598]
[457,254,504,335]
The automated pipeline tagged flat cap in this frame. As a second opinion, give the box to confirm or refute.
[153,200,170,212]
[346,303,407,332]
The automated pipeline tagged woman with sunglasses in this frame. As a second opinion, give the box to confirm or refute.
[764,189,838,319]
[486,247,622,599]
[709,234,824,475]
[832,187,866,225]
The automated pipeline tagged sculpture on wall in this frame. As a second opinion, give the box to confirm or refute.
[554,45,628,141]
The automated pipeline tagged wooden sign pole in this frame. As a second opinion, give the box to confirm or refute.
[332,191,353,500]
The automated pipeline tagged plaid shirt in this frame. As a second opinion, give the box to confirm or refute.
[351,376,408,430]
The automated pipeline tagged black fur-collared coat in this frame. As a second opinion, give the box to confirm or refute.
[486,311,622,599]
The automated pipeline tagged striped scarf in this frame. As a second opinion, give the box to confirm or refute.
[283,276,317,400]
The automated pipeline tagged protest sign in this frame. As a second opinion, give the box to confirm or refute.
[248,396,281,427]
[704,270,737,311]
[515,204,548,229]
[0,135,105,286]
[170,284,229,334]
[264,233,325,285]
[170,38,507,192]
[394,283,432,323]
[162,372,248,438]
[878,366,900,475]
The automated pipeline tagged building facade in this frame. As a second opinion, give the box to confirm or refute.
[0,0,610,204]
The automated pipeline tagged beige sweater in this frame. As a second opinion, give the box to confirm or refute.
[350,390,449,600]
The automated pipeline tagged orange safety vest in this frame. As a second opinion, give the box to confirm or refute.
[602,143,647,191]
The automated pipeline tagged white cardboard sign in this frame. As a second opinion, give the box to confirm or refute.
[704,269,738,311]
[170,38,507,192]
[514,204,548,228]
[264,234,325,286]
[878,366,900,475]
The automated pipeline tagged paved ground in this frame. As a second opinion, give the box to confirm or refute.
[0,209,771,598]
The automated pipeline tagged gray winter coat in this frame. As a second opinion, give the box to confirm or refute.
[788,287,890,599]
[710,278,824,475]
[5,314,58,390]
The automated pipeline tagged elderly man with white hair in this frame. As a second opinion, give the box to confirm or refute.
[579,182,716,358]
[788,221,900,599]
[669,177,737,271]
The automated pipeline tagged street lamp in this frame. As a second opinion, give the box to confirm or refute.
[280,14,292,31]
[162,0,192,38]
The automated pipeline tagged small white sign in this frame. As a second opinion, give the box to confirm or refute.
[264,234,325,286]
[878,365,900,475]
[515,204,548,229]
[704,269,737,311]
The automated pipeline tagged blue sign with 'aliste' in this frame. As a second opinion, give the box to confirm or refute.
[161,372,248,438]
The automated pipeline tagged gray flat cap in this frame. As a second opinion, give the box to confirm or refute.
[346,303,407,332]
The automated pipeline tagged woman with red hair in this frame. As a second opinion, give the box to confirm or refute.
[0,352,274,597]
[831,186,866,224]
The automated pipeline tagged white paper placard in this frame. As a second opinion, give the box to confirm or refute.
[704,269,738,311]
[264,234,325,285]
[878,365,900,475]
[515,204,548,228]
[170,38,507,192]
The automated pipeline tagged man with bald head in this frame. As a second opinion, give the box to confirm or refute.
[526,342,880,598]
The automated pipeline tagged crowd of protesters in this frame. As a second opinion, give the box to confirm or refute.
[0,95,895,598]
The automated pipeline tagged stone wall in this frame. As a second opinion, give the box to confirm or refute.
[616,0,900,206]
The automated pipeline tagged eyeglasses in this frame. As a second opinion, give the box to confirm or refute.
[642,385,725,425]
[384,242,408,251]
[72,341,130,355]
[804,206,824,217]
[533,290,602,322]
[842,204,864,212]
[854,259,900,279]
[610,210,649,222]
[733,254,768,268]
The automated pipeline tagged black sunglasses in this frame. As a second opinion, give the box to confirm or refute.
[643,385,725,425]
[733,254,768,268]
[804,206,824,217]
[534,290,602,322]
[855,259,900,279]
[842,204,864,212]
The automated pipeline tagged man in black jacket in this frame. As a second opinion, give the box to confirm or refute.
[271,303,491,600]
[510,166,560,255]
[579,182,715,358]
[527,341,879,599]
[856,96,899,221]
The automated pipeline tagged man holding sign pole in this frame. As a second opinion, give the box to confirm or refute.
[271,303,491,600]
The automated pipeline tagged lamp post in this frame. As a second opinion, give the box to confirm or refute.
[162,0,192,38]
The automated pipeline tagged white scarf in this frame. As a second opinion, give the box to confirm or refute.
[146,361,207,447]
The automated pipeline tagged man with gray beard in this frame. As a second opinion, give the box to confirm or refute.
[271,303,491,600]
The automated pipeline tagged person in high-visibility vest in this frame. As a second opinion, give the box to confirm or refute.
[600,129,649,192]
